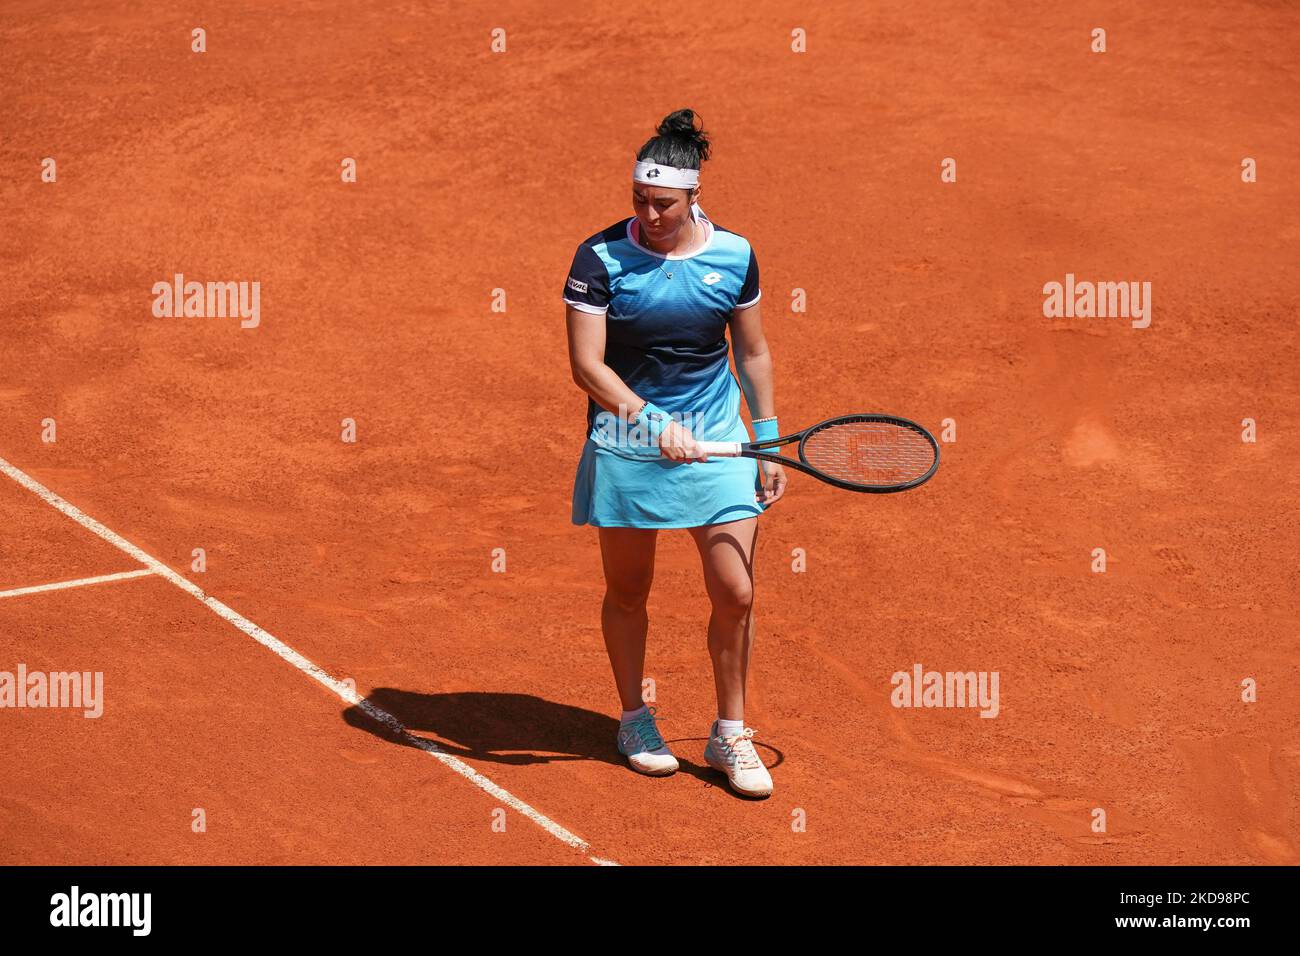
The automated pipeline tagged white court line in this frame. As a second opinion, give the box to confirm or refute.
[0,454,614,866]
[0,568,154,600]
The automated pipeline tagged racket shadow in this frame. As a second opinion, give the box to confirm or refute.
[342,688,629,768]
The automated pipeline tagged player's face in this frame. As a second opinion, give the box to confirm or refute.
[632,184,693,239]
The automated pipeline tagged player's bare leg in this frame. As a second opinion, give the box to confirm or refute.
[597,526,659,711]
[688,517,758,721]
[690,516,771,796]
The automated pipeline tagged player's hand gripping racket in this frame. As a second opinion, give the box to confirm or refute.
[591,413,940,493]
[697,414,939,493]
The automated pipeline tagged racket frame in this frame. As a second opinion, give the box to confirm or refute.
[697,413,941,494]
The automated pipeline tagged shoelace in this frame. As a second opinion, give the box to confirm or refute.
[719,727,763,770]
[623,706,666,751]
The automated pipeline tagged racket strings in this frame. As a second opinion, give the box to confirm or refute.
[802,421,935,486]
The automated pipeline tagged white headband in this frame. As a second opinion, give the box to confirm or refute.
[633,159,699,189]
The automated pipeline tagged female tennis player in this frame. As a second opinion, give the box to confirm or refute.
[563,109,786,798]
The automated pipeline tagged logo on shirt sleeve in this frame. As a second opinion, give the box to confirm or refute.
[566,276,589,294]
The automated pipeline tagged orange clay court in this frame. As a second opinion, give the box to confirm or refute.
[1,1,1297,866]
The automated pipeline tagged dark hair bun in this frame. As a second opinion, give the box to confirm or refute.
[656,108,711,163]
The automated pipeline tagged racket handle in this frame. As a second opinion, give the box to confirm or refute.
[696,441,742,457]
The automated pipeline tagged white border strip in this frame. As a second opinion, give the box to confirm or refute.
[0,454,613,866]
[0,568,155,600]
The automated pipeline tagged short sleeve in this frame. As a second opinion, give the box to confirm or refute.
[562,243,611,314]
[736,245,760,309]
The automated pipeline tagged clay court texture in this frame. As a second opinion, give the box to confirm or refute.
[1,1,1296,865]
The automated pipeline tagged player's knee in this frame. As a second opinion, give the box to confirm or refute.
[605,577,653,613]
[711,578,754,617]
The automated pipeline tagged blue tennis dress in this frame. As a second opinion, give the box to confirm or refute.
[563,203,768,529]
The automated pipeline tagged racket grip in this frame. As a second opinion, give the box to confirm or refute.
[696,441,742,457]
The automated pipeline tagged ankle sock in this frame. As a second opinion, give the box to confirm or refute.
[717,717,744,739]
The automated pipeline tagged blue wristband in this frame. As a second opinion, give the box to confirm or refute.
[752,417,780,443]
[635,401,674,442]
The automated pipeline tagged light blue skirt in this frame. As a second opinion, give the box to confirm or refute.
[571,416,769,529]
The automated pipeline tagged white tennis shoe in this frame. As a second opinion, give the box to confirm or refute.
[703,721,773,798]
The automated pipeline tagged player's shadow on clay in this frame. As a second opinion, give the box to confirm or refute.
[342,689,629,769]
[342,689,786,787]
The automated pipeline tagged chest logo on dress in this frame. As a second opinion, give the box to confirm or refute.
[701,272,723,285]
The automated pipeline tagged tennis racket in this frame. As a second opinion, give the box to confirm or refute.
[591,413,940,493]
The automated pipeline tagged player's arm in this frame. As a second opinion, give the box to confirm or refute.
[566,304,642,420]
[730,298,786,503]
[729,299,776,422]
[566,304,703,460]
